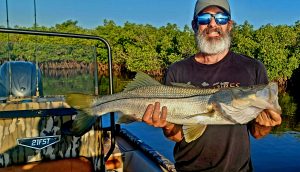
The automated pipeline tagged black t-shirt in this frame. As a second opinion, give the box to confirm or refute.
[164,51,268,172]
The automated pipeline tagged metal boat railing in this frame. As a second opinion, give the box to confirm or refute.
[0,27,116,171]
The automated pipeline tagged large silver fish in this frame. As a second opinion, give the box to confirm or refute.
[66,72,281,143]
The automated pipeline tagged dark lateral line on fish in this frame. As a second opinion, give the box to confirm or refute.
[92,94,210,107]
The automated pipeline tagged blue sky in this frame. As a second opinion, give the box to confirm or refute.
[0,0,299,29]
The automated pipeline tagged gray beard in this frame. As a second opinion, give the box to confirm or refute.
[195,29,231,55]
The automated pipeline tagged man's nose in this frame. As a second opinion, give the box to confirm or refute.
[208,17,218,27]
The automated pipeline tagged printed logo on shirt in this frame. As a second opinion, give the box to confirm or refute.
[201,82,209,87]
[200,81,240,88]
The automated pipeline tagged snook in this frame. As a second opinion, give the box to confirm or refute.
[66,72,281,143]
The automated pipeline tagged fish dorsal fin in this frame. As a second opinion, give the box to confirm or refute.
[124,72,161,92]
[182,124,207,143]
[170,82,196,88]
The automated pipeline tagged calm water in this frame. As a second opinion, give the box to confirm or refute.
[43,71,300,171]
[120,122,300,171]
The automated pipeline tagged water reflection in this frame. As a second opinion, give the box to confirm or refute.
[275,92,300,133]
[43,68,92,78]
[42,68,95,95]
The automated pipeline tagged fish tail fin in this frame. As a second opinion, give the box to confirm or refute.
[72,110,97,136]
[62,110,96,137]
[64,93,97,136]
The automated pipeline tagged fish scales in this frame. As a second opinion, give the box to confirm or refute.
[66,72,282,143]
[126,85,220,97]
[92,85,220,107]
[92,92,233,125]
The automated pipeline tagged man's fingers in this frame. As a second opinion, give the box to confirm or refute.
[160,106,168,126]
[161,106,167,120]
[142,104,154,124]
[265,109,282,125]
[256,111,269,126]
[256,111,264,124]
[143,102,169,128]
[261,111,270,121]
[152,102,161,123]
[256,109,282,127]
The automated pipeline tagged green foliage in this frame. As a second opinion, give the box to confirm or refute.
[1,19,299,83]
[91,21,196,71]
[254,25,299,81]
[156,23,195,67]
[231,21,300,83]
[231,21,258,57]
[126,45,161,71]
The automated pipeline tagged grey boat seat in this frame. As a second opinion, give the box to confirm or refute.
[0,61,99,172]
[0,61,43,97]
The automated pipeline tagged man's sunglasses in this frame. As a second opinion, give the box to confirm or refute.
[197,13,230,25]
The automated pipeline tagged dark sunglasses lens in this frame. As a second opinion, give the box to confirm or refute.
[197,13,211,25]
[215,13,230,25]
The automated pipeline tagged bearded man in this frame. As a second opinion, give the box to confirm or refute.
[142,0,282,171]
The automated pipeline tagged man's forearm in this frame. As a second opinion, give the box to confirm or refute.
[163,123,183,142]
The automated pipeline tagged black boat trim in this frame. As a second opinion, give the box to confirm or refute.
[119,127,176,172]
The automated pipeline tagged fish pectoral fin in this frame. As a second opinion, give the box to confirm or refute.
[182,124,207,143]
[117,114,139,124]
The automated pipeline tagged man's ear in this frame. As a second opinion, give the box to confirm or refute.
[191,19,198,33]
[227,20,234,31]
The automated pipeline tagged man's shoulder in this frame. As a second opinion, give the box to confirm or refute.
[230,51,264,67]
[168,55,194,70]
[230,51,256,62]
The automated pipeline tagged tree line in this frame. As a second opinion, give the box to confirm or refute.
[0,20,299,86]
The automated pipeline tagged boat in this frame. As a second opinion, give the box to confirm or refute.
[0,27,175,172]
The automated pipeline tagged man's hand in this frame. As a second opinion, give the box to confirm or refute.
[255,109,282,127]
[250,109,282,139]
[142,102,183,142]
[142,102,168,128]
